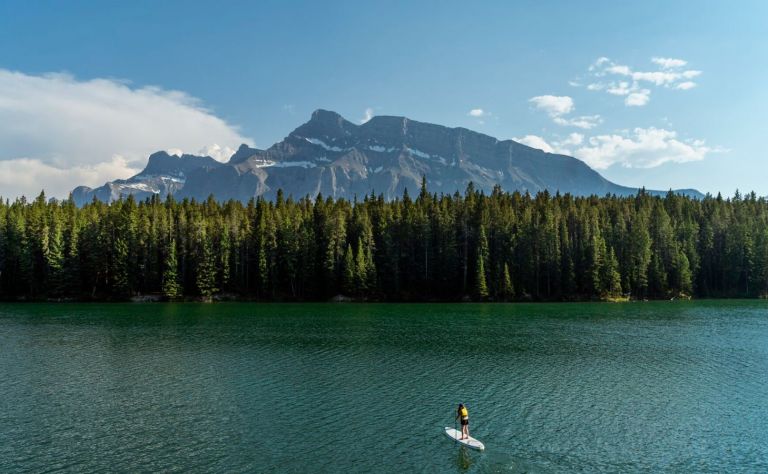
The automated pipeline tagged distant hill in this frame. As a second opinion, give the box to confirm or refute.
[72,109,703,204]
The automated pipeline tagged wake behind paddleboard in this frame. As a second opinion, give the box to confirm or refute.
[444,427,485,451]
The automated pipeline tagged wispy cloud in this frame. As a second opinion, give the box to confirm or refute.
[515,128,718,170]
[676,81,697,90]
[529,95,601,129]
[584,57,701,106]
[523,56,715,170]
[0,69,251,199]
[574,127,714,169]
[360,107,375,124]
[651,57,687,69]
[468,108,487,118]
[553,115,602,129]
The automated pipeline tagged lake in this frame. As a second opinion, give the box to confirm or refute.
[1,301,767,472]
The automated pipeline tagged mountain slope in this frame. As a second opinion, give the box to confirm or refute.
[72,109,702,205]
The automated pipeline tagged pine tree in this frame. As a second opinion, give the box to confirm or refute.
[111,236,130,297]
[676,251,693,296]
[45,220,66,297]
[354,238,367,294]
[502,262,514,300]
[196,229,218,299]
[365,242,377,292]
[475,256,489,300]
[475,225,490,299]
[162,239,182,299]
[589,233,606,297]
[63,213,81,296]
[342,243,355,295]
[219,227,231,291]
[256,208,270,297]
[602,247,623,297]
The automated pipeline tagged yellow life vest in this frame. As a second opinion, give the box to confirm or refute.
[460,407,468,419]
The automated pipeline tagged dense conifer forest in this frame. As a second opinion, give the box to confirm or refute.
[1,182,767,301]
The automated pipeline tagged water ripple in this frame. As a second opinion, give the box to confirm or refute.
[1,301,767,472]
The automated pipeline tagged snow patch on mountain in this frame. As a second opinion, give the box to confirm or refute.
[368,145,398,153]
[405,146,430,159]
[272,161,317,168]
[303,137,348,152]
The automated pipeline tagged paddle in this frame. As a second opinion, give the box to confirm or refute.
[454,415,457,446]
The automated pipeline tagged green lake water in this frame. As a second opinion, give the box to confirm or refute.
[1,301,767,473]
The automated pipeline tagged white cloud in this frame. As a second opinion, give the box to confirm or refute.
[606,65,632,76]
[561,132,584,147]
[515,127,718,171]
[529,95,601,129]
[467,108,494,124]
[197,144,237,162]
[514,132,584,156]
[553,115,602,130]
[630,71,684,86]
[606,81,633,95]
[601,80,651,107]
[651,57,687,69]
[589,57,611,71]
[585,57,701,106]
[0,155,140,200]
[514,135,554,153]
[360,107,374,124]
[0,69,251,198]
[529,95,574,117]
[625,89,651,106]
[573,127,712,169]
[675,81,697,90]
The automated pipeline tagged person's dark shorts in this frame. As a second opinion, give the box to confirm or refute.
[461,419,469,426]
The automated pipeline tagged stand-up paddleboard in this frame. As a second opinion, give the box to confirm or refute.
[444,427,485,451]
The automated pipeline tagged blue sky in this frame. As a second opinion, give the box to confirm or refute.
[1,0,766,197]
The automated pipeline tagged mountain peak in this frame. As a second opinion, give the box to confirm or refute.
[228,143,261,164]
[310,108,344,122]
[140,151,222,177]
[291,109,356,141]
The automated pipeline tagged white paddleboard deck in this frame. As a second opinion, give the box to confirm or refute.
[444,427,485,451]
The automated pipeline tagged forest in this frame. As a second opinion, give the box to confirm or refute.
[0,181,767,302]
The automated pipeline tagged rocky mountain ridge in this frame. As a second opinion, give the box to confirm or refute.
[72,109,702,205]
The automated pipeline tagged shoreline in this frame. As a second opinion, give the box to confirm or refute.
[0,295,762,304]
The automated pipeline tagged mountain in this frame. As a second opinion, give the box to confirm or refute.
[71,109,702,205]
[72,151,223,204]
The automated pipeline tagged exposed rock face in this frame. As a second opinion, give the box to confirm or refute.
[72,109,702,205]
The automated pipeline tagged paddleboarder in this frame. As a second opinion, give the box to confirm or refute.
[455,403,470,439]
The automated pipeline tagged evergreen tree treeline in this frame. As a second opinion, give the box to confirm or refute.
[1,185,767,301]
